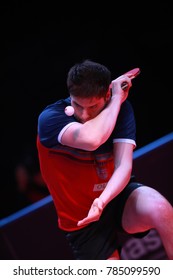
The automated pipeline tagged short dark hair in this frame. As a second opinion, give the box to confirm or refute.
[67,59,111,98]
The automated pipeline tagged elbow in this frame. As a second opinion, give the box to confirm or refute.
[84,136,102,151]
[85,142,100,151]
[117,162,133,181]
[127,164,133,181]
[125,161,133,175]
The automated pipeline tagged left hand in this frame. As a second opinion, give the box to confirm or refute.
[77,198,104,227]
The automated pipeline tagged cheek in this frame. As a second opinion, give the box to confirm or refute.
[73,106,81,115]
[90,109,99,117]
[72,106,82,120]
[94,104,106,116]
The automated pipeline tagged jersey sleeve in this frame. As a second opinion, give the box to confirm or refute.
[112,100,137,148]
[37,99,76,148]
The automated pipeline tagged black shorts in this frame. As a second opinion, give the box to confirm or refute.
[64,180,150,260]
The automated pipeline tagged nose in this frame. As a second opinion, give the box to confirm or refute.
[81,109,90,122]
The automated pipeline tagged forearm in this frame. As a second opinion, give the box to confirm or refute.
[81,94,122,148]
[99,163,132,208]
[79,77,131,149]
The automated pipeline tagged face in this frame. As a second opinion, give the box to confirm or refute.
[70,91,111,123]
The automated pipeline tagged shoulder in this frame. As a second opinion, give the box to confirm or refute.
[121,100,134,112]
[38,97,72,127]
[37,97,77,148]
[118,100,135,121]
[113,100,136,140]
[39,97,71,118]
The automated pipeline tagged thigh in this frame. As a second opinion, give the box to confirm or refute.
[122,185,165,233]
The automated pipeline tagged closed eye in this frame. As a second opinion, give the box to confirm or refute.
[90,105,97,109]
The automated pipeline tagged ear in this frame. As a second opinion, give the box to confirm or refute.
[105,89,111,101]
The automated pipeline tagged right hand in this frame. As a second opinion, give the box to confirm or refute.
[110,75,132,102]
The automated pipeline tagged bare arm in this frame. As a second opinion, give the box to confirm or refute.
[99,142,133,207]
[77,142,134,226]
[61,76,132,151]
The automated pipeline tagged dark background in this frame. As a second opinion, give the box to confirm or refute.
[1,2,173,217]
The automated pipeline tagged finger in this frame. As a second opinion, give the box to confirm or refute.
[77,219,89,226]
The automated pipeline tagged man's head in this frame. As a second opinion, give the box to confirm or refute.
[67,59,111,98]
[67,59,112,123]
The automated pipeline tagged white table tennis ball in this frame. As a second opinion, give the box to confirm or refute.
[64,106,75,116]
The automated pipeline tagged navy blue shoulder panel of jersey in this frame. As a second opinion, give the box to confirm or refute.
[38,97,136,149]
[38,97,76,147]
[113,100,136,142]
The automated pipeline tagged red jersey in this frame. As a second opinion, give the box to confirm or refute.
[37,97,136,231]
[37,136,114,231]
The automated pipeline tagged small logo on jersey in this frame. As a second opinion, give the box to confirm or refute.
[93,183,107,191]
[95,165,108,179]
